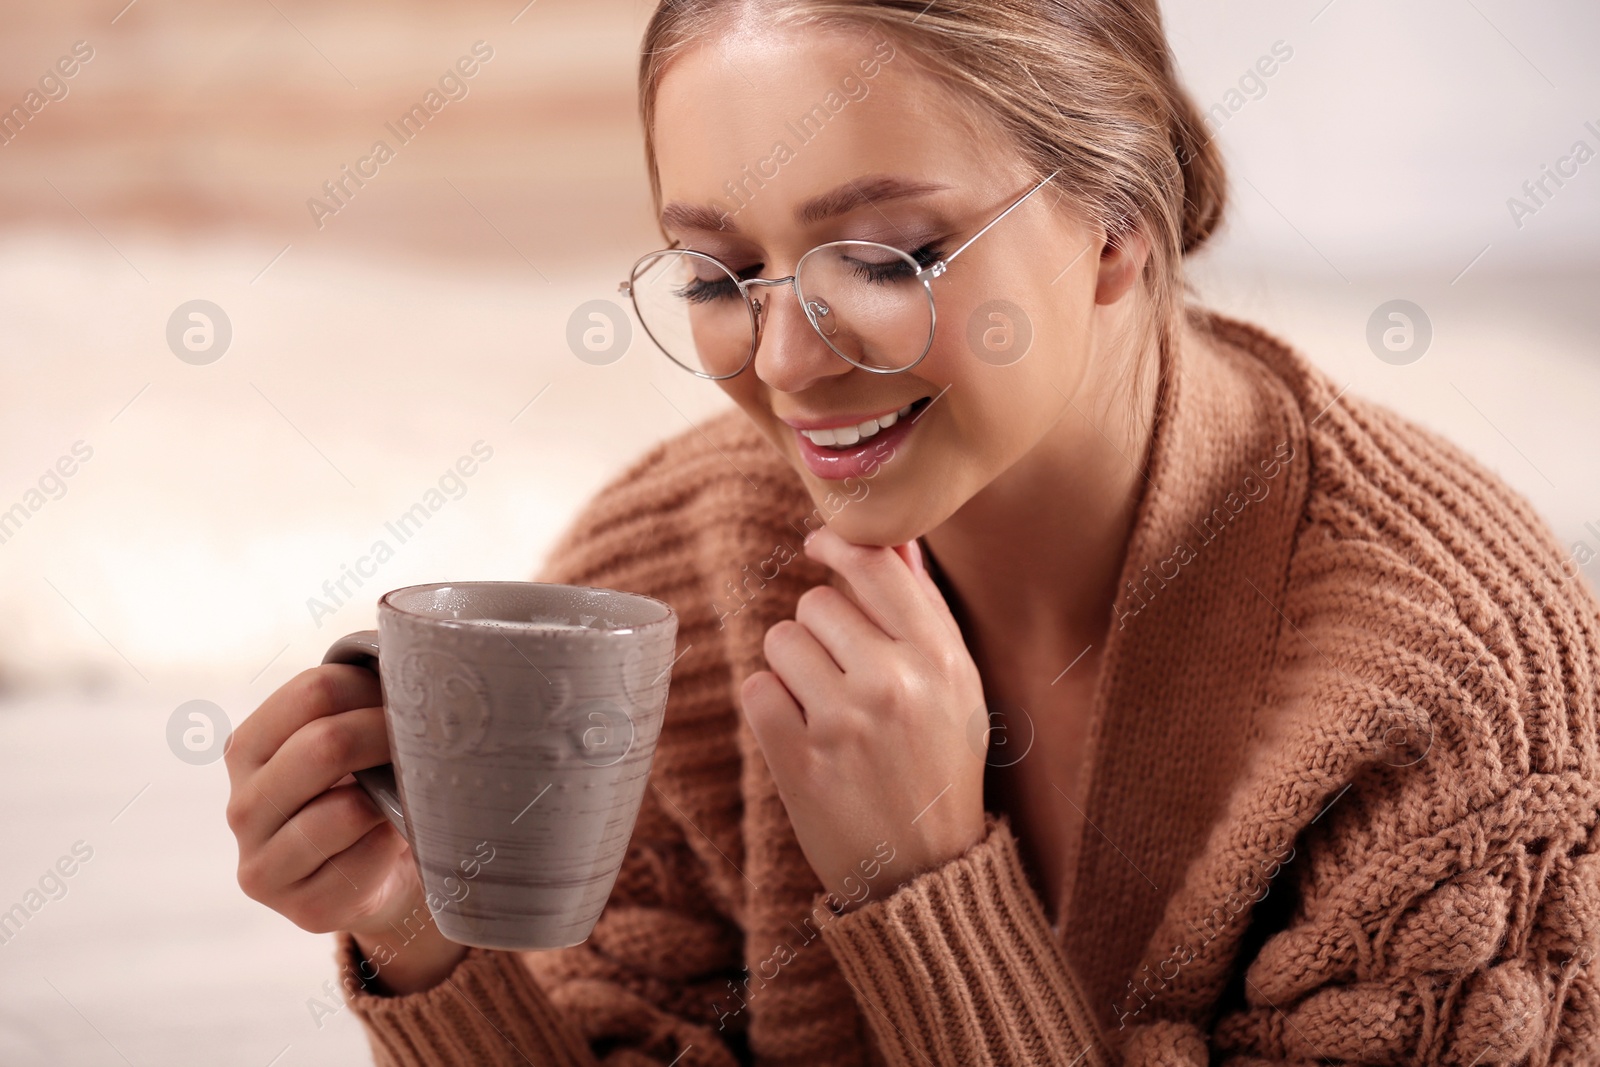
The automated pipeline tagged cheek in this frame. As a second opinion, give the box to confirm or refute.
[920,310,1088,464]
[925,276,1086,395]
[932,241,1087,374]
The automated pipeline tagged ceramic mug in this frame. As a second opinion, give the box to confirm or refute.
[322,580,677,950]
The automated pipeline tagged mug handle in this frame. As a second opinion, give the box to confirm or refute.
[321,630,411,846]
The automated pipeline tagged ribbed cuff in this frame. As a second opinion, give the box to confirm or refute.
[332,932,598,1067]
[818,812,1114,1067]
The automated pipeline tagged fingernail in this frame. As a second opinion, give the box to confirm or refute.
[908,538,926,576]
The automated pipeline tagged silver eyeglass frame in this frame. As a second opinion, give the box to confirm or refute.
[618,169,1060,380]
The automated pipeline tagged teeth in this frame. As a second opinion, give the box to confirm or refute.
[801,402,918,449]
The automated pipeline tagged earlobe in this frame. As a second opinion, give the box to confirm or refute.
[1094,229,1149,306]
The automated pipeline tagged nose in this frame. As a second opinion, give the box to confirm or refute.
[748,277,853,395]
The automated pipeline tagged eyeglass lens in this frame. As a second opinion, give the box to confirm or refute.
[629,243,934,377]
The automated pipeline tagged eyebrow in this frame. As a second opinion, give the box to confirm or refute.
[659,174,952,235]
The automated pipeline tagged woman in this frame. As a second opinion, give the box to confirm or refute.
[225,1,1600,1064]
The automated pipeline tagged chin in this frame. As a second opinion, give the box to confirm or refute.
[752,408,941,547]
[796,503,911,549]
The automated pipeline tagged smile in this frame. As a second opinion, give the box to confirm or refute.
[791,396,932,480]
[799,402,916,448]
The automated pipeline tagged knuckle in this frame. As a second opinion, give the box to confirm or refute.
[332,784,381,828]
[861,666,906,710]
[795,585,836,621]
[885,660,927,708]
[824,710,870,750]
[763,618,797,652]
[934,645,967,678]
[837,538,875,563]
[855,542,896,572]
[286,892,338,935]
[224,794,253,836]
[302,716,357,776]
[236,852,270,902]
[294,667,344,720]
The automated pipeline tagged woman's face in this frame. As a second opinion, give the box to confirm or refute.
[652,19,1130,547]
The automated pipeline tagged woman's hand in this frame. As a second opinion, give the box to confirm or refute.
[740,525,988,912]
[224,665,468,994]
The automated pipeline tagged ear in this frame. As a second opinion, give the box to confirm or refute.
[1094,226,1150,307]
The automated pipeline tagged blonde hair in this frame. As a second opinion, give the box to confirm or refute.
[638,0,1226,383]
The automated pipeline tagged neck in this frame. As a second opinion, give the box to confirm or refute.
[919,327,1165,675]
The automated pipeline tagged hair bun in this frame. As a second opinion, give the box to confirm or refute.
[1167,89,1228,255]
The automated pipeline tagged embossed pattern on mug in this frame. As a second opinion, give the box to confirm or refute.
[375,582,678,950]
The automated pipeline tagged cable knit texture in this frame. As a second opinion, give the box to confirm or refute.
[333,310,1600,1066]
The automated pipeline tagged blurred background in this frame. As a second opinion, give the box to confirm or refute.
[1,0,1596,1062]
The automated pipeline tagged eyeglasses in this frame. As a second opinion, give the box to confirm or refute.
[618,170,1059,380]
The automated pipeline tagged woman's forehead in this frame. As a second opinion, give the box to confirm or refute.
[652,25,1014,234]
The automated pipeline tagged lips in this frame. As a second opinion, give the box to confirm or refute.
[791,396,931,481]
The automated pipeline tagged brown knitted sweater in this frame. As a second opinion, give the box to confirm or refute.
[332,312,1600,1066]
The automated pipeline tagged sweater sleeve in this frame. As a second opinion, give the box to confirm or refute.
[817,809,1117,1067]
[331,781,751,1067]
[330,933,597,1065]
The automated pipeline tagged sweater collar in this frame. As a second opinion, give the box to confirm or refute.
[1058,313,1311,1031]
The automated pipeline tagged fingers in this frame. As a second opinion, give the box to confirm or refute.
[740,670,809,763]
[227,664,382,774]
[761,616,851,717]
[272,821,415,936]
[231,704,391,844]
[802,525,953,657]
[244,782,391,889]
[898,538,964,642]
[793,584,886,675]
